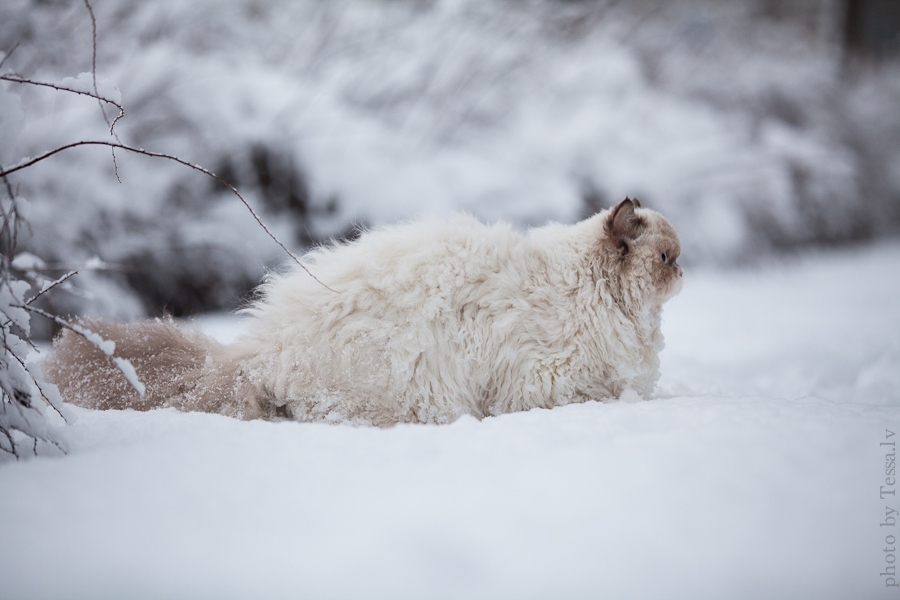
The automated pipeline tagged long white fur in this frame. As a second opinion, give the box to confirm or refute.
[233,207,678,424]
[46,202,683,426]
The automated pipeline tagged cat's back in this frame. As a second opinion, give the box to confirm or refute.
[263,214,526,307]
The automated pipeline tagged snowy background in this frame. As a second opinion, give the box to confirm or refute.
[2,0,900,322]
[2,0,900,597]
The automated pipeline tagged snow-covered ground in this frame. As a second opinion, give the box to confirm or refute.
[2,241,898,599]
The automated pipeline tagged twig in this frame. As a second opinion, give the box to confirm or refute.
[0,75,124,137]
[0,141,338,293]
[0,42,19,71]
[81,0,123,177]
[0,427,16,458]
[82,0,113,132]
[24,271,78,306]
[6,345,67,422]
[0,184,21,261]
[1,172,14,203]
[112,148,121,183]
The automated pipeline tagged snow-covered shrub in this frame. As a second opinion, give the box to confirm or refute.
[0,202,70,457]
[0,219,147,458]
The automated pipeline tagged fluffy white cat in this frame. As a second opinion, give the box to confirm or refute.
[45,198,683,426]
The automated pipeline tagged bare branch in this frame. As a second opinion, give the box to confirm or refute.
[0,185,22,261]
[1,175,13,203]
[112,147,121,182]
[0,42,19,71]
[6,345,67,422]
[0,141,338,293]
[0,75,124,136]
[82,0,113,132]
[24,271,79,306]
[0,427,17,459]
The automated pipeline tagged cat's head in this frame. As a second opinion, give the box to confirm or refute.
[601,197,683,304]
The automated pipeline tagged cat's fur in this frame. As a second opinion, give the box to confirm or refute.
[44,198,683,426]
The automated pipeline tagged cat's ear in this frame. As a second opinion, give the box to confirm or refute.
[606,197,645,252]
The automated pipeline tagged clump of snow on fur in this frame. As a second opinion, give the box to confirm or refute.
[62,322,115,357]
[111,357,145,398]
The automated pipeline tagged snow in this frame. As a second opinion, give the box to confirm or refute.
[9,252,47,272]
[65,322,115,357]
[2,242,899,599]
[111,357,145,398]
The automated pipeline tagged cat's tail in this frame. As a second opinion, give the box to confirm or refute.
[43,318,267,419]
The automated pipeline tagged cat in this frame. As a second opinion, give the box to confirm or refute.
[44,198,683,426]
